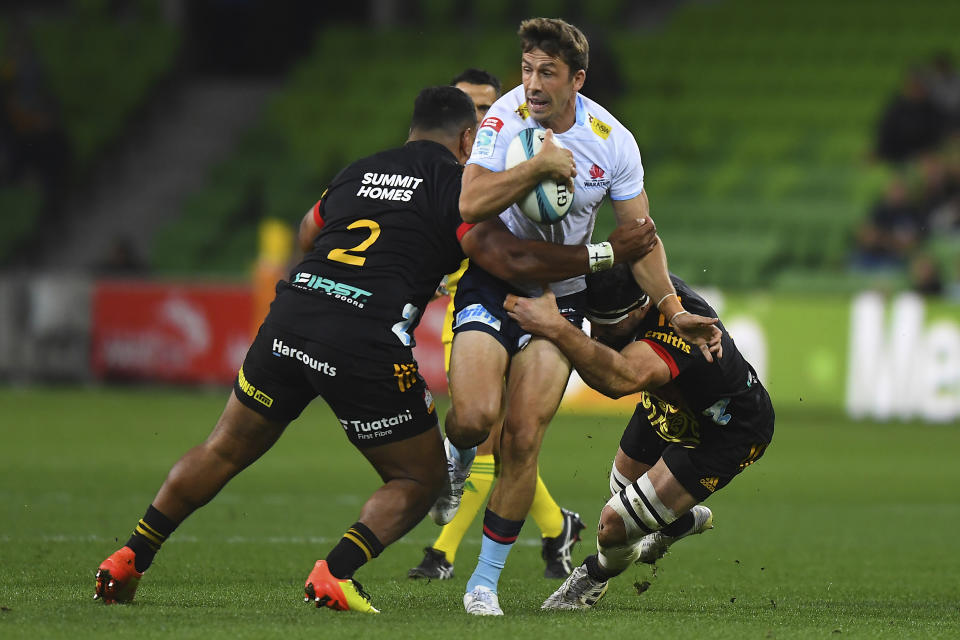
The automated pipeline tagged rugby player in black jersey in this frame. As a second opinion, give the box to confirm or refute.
[504,264,775,610]
[92,86,660,613]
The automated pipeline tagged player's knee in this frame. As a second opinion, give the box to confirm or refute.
[597,505,629,547]
[446,398,499,448]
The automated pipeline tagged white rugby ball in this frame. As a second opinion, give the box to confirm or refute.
[505,128,573,224]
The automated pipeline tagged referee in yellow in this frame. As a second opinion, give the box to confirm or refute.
[408,69,584,581]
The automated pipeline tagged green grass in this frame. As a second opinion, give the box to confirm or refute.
[1,387,959,638]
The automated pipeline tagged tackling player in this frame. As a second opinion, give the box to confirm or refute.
[92,86,660,613]
[503,264,775,610]
[409,68,586,582]
[435,18,722,616]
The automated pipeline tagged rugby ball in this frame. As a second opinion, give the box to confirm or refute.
[505,128,573,224]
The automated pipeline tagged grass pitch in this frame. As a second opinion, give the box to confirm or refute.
[1,386,958,639]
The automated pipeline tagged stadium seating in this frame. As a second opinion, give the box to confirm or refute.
[0,4,178,267]
[149,0,960,290]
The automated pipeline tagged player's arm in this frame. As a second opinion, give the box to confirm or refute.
[297,198,325,253]
[612,192,722,361]
[459,130,576,222]
[461,216,658,283]
[504,290,671,398]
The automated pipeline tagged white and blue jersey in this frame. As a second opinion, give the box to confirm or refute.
[467,84,645,297]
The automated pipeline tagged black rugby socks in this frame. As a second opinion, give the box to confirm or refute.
[326,522,384,579]
[125,504,178,573]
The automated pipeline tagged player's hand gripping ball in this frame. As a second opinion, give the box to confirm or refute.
[505,128,573,224]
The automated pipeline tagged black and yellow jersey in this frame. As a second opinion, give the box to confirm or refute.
[267,140,471,359]
[631,276,768,446]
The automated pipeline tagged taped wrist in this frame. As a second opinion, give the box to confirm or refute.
[605,473,678,540]
[586,242,614,273]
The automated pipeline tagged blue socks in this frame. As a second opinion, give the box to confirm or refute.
[466,509,524,593]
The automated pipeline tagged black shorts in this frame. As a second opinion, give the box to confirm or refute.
[233,323,439,448]
[619,386,775,502]
[452,264,586,355]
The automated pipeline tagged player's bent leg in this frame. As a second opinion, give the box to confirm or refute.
[95,393,288,604]
[445,330,508,449]
[306,427,446,613]
[356,426,447,544]
[607,447,713,564]
[433,331,508,525]
[153,392,289,522]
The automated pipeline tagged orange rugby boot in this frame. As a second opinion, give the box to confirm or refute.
[303,560,379,614]
[94,547,143,604]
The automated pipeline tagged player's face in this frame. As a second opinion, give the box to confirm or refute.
[455,81,499,120]
[521,49,585,130]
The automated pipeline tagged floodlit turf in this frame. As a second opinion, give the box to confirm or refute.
[1,386,958,638]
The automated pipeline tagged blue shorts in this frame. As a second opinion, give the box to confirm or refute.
[451,264,586,355]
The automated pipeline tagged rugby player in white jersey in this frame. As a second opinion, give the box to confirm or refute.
[432,18,722,616]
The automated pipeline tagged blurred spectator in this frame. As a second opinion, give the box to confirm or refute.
[908,252,944,296]
[926,52,960,131]
[875,68,945,164]
[0,23,72,209]
[851,176,925,269]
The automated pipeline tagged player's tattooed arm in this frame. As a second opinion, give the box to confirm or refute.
[461,217,657,283]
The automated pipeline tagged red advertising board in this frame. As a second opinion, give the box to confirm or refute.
[91,281,253,384]
[411,297,449,394]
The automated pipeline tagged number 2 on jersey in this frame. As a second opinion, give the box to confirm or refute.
[327,219,381,266]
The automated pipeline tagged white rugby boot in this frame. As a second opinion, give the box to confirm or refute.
[428,438,473,525]
[637,505,714,564]
[463,585,503,616]
[541,563,608,610]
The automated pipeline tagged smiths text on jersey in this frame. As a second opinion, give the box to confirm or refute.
[356,172,424,202]
[291,272,372,308]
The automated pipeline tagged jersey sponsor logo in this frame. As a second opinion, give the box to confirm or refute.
[237,366,274,408]
[583,163,610,188]
[339,409,413,441]
[480,116,504,131]
[515,103,530,120]
[423,388,435,414]
[588,114,611,140]
[589,164,605,179]
[454,303,501,331]
[643,329,691,354]
[357,172,423,202]
[291,272,372,308]
[474,117,504,159]
[699,476,719,492]
[271,339,336,376]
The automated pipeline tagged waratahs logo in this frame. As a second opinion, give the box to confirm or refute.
[583,162,609,188]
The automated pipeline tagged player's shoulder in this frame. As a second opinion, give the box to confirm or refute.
[576,93,634,145]
[481,85,531,132]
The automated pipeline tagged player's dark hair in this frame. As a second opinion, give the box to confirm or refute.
[410,85,478,136]
[518,17,589,76]
[450,68,502,97]
[585,263,649,323]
